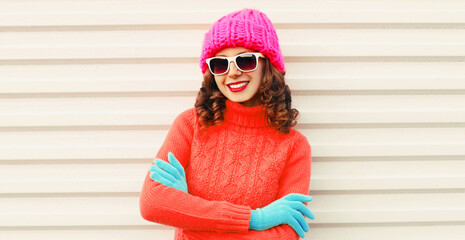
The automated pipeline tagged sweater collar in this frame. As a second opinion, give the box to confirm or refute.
[223,99,270,128]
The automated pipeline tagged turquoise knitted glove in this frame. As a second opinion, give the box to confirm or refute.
[249,193,315,239]
[150,152,188,193]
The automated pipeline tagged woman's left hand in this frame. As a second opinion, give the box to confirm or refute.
[150,152,188,193]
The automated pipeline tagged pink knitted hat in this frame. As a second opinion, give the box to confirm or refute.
[200,8,285,75]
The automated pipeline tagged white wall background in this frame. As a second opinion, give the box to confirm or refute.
[1,0,465,239]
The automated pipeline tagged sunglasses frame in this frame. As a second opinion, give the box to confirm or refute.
[205,52,265,75]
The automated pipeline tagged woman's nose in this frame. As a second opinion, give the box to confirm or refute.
[228,61,242,77]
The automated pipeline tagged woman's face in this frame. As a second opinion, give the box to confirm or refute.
[213,47,264,107]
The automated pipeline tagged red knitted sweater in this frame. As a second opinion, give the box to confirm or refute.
[139,99,312,240]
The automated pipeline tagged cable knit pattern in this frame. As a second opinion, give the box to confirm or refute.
[139,100,311,240]
[200,8,285,74]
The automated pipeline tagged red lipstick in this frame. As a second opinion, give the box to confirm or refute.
[227,81,249,93]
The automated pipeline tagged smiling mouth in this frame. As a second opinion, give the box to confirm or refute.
[228,82,249,89]
[227,81,250,88]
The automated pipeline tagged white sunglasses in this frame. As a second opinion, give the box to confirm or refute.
[206,52,265,75]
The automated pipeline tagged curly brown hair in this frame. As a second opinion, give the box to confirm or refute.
[194,56,299,134]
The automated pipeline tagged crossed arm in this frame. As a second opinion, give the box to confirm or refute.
[149,150,315,239]
[140,108,315,239]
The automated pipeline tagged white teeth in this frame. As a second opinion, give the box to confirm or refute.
[229,82,248,89]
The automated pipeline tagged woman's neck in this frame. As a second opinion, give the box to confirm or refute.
[223,99,270,128]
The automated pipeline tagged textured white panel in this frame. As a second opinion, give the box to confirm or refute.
[1,225,464,240]
[0,229,175,240]
[0,96,464,127]
[1,109,464,127]
[0,95,464,128]
[308,225,465,240]
[1,0,465,27]
[0,44,315,60]
[0,128,464,160]
[2,62,465,80]
[1,29,464,47]
[0,196,144,226]
[1,160,465,193]
[1,193,464,226]
[3,29,465,59]
[2,62,465,93]
[0,163,148,193]
[1,1,464,240]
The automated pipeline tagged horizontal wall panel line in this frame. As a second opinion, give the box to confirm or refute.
[1,61,461,76]
[1,145,465,160]
[1,177,464,193]
[0,58,198,65]
[0,159,152,165]
[311,209,465,224]
[0,56,316,65]
[2,57,465,66]
[0,11,319,26]
[2,90,465,100]
[0,56,465,66]
[0,188,464,198]
[0,111,464,127]
[0,213,150,227]
[0,126,171,132]
[3,45,465,60]
[0,80,201,93]
[1,10,465,27]
[0,23,318,31]
[311,155,465,162]
[0,146,157,160]
[0,192,140,198]
[3,23,465,32]
[293,90,465,95]
[1,155,464,165]
[0,221,464,231]
[0,124,223,132]
[4,27,465,46]
[0,1,463,11]
[0,180,142,194]
[0,225,169,231]
[0,92,198,99]
[0,24,213,32]
[1,209,464,227]
[309,221,465,227]
[311,176,465,191]
[315,144,465,157]
[291,78,465,90]
[1,123,465,133]
[311,189,465,195]
[0,45,321,60]
[298,123,465,129]
[2,78,465,93]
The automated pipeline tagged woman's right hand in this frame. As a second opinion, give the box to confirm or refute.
[249,193,315,238]
[150,152,188,194]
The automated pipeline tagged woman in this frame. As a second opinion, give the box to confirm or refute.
[140,8,315,239]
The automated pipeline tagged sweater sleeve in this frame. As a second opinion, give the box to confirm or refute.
[277,131,312,199]
[139,108,252,233]
[269,130,312,239]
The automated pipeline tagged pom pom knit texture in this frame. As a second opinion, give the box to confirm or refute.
[200,8,285,74]
[139,100,311,240]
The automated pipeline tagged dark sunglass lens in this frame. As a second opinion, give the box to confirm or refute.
[236,54,256,71]
[210,58,228,74]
